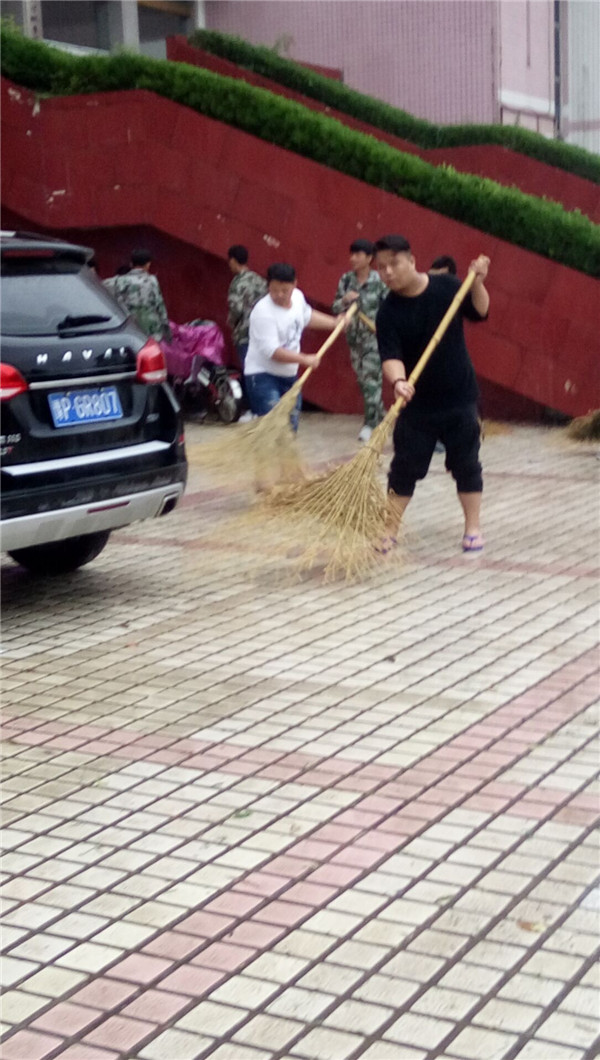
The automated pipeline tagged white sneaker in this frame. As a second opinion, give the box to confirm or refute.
[358,425,373,443]
[239,410,254,423]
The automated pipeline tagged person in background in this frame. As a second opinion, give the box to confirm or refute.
[429,255,458,276]
[332,239,387,444]
[245,262,343,432]
[374,234,490,554]
[112,249,171,342]
[103,263,131,297]
[227,245,267,369]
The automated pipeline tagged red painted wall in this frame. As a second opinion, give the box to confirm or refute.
[168,37,600,223]
[1,76,598,418]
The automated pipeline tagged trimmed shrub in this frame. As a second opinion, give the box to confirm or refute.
[2,26,599,277]
[190,28,600,185]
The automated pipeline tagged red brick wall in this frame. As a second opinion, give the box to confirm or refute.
[168,37,600,222]
[2,76,598,418]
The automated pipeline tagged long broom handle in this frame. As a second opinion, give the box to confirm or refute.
[295,302,358,388]
[359,310,377,332]
[391,269,476,414]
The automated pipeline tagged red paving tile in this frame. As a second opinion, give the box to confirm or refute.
[204,891,264,917]
[193,941,256,972]
[70,979,138,1011]
[174,910,234,937]
[54,1047,119,1060]
[284,882,338,906]
[311,824,363,844]
[355,829,403,852]
[32,1001,100,1036]
[221,759,263,775]
[307,864,364,887]
[254,899,312,927]
[143,932,203,961]
[106,953,172,984]
[84,1015,156,1051]
[225,920,286,949]
[334,809,384,828]
[330,844,384,869]
[555,805,599,826]
[335,773,381,792]
[0,1030,64,1059]
[159,963,225,997]
[267,855,316,878]
[290,839,340,860]
[121,988,190,1023]
[235,871,290,897]
[257,765,300,780]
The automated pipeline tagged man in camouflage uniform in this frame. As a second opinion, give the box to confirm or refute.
[112,249,171,342]
[227,245,267,369]
[332,239,387,442]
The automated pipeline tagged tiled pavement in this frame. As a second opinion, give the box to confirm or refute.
[1,412,599,1060]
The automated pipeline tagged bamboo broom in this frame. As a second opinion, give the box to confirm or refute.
[264,270,478,580]
[192,303,357,490]
[565,410,600,441]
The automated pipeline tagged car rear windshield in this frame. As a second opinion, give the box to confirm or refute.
[0,259,126,337]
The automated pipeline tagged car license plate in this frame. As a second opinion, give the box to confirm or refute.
[49,386,123,428]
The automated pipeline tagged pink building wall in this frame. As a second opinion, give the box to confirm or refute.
[205,0,600,148]
[205,0,500,125]
[498,1,555,135]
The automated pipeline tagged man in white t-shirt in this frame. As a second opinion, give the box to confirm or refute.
[245,263,343,430]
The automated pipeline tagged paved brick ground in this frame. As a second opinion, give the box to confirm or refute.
[1,413,599,1060]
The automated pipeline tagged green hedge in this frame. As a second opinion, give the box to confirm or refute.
[190,28,600,185]
[2,26,599,277]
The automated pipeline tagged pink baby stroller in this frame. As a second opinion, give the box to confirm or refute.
[161,320,243,423]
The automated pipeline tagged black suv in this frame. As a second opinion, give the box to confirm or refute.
[1,232,187,573]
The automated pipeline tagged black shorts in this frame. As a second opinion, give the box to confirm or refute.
[388,403,483,496]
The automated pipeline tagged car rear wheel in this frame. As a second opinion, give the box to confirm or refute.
[8,531,111,574]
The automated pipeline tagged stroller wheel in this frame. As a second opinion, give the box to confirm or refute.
[216,374,243,423]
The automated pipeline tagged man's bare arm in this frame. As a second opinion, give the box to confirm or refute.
[468,255,490,317]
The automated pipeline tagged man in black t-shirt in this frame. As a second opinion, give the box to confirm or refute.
[374,234,490,553]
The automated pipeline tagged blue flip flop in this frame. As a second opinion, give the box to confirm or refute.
[462,533,484,553]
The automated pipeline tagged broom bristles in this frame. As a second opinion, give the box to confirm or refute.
[191,398,303,489]
[566,410,600,441]
[258,409,398,580]
[202,491,405,583]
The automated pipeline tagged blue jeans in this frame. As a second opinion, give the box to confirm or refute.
[245,372,302,431]
[235,342,248,370]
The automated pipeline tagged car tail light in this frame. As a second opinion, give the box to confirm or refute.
[136,339,167,384]
[0,363,29,401]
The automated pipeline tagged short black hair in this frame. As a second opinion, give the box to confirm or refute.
[374,235,411,254]
[228,245,248,265]
[350,239,375,256]
[130,248,152,267]
[116,264,131,275]
[430,255,457,275]
[267,263,296,284]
